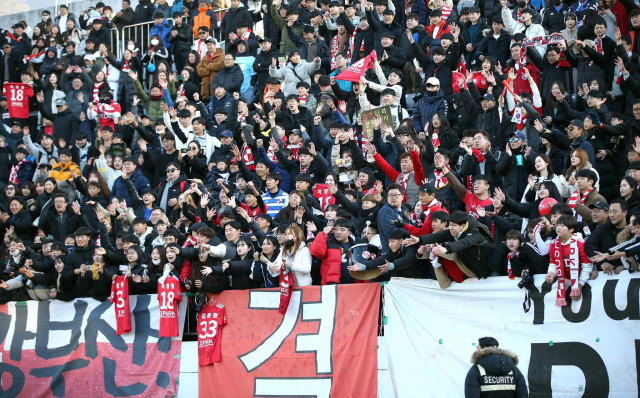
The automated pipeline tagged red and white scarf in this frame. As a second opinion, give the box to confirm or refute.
[431,131,440,152]
[567,187,592,221]
[241,142,255,170]
[507,251,518,280]
[551,235,582,306]
[9,158,26,183]
[24,51,45,64]
[92,82,104,103]
[330,32,349,70]
[519,34,565,65]
[278,263,294,315]
[466,149,486,190]
[346,27,362,61]
[422,198,442,220]
[287,143,302,160]
[397,171,414,191]
[121,60,131,72]
[434,169,449,190]
[594,38,604,55]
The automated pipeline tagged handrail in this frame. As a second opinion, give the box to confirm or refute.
[109,28,120,59]
[120,20,157,56]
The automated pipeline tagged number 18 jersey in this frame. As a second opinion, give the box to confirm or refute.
[198,302,227,366]
[157,275,183,337]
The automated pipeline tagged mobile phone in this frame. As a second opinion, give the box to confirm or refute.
[119,265,130,272]
[181,148,188,153]
[176,75,183,81]
[278,56,286,63]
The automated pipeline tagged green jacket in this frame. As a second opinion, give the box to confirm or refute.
[271,5,303,56]
[133,79,164,121]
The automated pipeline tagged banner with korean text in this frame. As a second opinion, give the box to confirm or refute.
[0,295,187,397]
[383,273,640,397]
[199,284,380,397]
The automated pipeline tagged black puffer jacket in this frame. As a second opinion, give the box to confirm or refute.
[464,346,529,398]
[419,215,494,278]
[61,240,96,289]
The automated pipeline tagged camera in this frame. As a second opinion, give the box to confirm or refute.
[3,265,14,276]
[518,270,534,289]
[194,293,208,314]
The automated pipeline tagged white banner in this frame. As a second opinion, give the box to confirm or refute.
[383,272,640,397]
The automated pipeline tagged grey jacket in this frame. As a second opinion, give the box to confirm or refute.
[268,58,321,97]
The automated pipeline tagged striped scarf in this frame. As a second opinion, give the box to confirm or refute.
[93,82,104,103]
[9,158,26,183]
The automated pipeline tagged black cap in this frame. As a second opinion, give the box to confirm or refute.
[190,222,208,233]
[588,201,610,211]
[11,23,23,29]
[266,76,279,85]
[568,119,584,129]
[258,36,272,43]
[288,129,304,137]
[419,183,437,194]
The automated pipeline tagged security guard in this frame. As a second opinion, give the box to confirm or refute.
[464,337,529,397]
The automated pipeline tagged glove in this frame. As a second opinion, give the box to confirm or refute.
[393,219,405,228]
[587,111,601,127]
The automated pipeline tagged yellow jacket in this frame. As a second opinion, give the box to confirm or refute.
[49,161,81,182]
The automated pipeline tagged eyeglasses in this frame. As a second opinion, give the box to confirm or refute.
[166,168,177,173]
[388,193,403,198]
[508,138,521,143]
[5,187,14,191]
[633,108,640,113]
[199,32,206,35]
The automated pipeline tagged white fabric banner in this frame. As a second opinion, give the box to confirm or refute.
[383,272,640,397]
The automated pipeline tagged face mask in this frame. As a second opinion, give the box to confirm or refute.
[43,16,50,21]
[127,44,135,51]
[151,39,159,46]
[518,1,526,7]
[552,0,561,5]
[284,239,295,248]
[367,157,376,163]
[426,90,437,97]
[9,249,19,257]
[343,161,352,168]
[152,258,161,265]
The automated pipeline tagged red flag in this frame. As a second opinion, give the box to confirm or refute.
[335,51,377,83]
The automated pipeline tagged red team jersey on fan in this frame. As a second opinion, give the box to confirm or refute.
[110,275,132,335]
[313,184,335,211]
[198,302,227,366]
[157,275,183,337]
[3,83,34,119]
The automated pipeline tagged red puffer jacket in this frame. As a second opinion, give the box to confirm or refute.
[309,231,346,285]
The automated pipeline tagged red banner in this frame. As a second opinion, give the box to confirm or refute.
[335,52,377,83]
[199,284,380,397]
[0,295,186,397]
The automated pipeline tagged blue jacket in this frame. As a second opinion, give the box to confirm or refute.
[413,90,448,133]
[171,0,184,17]
[211,65,245,94]
[150,20,173,50]
[15,159,34,187]
[476,31,512,70]
[257,146,290,193]
[111,168,151,206]
[377,204,409,252]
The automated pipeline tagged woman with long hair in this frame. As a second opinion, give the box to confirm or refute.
[96,148,123,191]
[91,70,109,103]
[32,66,64,115]
[174,68,200,101]
[523,154,564,201]
[252,236,281,288]
[561,148,600,198]
[427,111,460,151]
[542,81,572,131]
[218,236,256,290]
[185,248,228,294]
[32,177,57,219]
[497,181,564,222]
[619,176,640,216]
[1,197,33,242]
[48,25,63,45]
[274,190,321,229]
[62,18,84,48]
[26,38,48,77]
[281,225,312,286]
[180,141,208,181]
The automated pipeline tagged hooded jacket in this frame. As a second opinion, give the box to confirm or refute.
[476,29,512,68]
[222,3,254,41]
[465,346,529,398]
[111,167,151,206]
[413,90,448,133]
[196,48,225,100]
[309,232,356,285]
[134,0,156,24]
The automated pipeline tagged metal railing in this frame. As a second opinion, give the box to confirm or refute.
[109,27,120,59]
[121,20,156,56]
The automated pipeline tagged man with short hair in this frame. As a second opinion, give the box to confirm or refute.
[501,1,546,57]
[567,169,606,223]
[221,0,254,45]
[111,156,151,206]
[112,0,135,30]
[476,17,512,68]
[55,5,78,33]
[539,118,596,172]
[39,195,91,242]
[275,145,328,188]
[157,162,188,213]
[586,200,628,277]
[49,149,81,182]
[170,11,194,73]
[309,218,356,284]
[211,53,244,95]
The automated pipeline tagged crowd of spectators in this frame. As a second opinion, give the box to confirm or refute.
[0,0,638,312]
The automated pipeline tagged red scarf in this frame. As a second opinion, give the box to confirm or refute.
[122,60,131,72]
[551,235,582,306]
[507,251,518,280]
[288,143,301,160]
[278,264,294,315]
[466,149,486,190]
[433,169,449,190]
[567,187,592,221]
[9,158,26,183]
[44,125,53,136]
[241,142,255,170]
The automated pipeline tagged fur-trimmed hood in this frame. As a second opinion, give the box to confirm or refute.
[471,346,519,366]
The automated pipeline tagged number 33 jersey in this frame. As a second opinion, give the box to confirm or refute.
[157,275,183,337]
[198,301,227,366]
